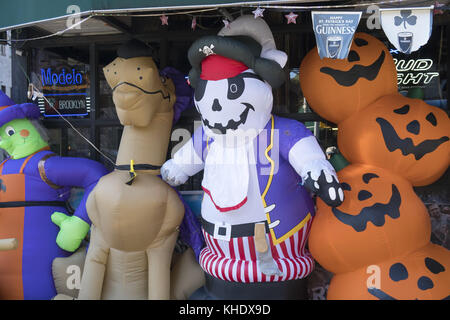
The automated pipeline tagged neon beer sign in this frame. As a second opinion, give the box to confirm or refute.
[40,68,84,86]
[394,58,439,86]
[38,65,90,117]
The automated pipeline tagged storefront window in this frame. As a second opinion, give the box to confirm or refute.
[388,26,447,110]
[30,48,91,119]
[67,127,91,158]
[47,128,62,155]
[99,126,122,171]
[98,59,118,120]
[98,78,117,120]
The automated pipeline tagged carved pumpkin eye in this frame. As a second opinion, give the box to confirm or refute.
[354,38,369,47]
[393,104,410,114]
[358,190,373,201]
[426,112,437,126]
[406,120,420,135]
[347,50,360,62]
[341,182,352,191]
[362,173,379,184]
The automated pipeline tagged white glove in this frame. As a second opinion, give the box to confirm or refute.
[301,159,344,207]
[300,158,337,187]
[161,159,190,187]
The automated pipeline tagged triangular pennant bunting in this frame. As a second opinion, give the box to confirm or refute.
[380,6,433,54]
[311,11,362,59]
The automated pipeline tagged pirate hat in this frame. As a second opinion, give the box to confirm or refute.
[188,15,287,89]
[0,91,40,127]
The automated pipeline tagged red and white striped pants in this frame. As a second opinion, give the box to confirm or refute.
[199,218,314,283]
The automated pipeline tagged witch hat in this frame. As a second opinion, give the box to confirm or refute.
[0,91,40,127]
[0,90,14,108]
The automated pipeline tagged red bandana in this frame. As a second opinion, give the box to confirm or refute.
[200,55,248,81]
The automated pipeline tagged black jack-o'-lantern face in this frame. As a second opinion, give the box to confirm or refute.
[338,94,450,186]
[320,38,386,87]
[332,173,401,232]
[367,253,449,300]
[375,104,449,160]
[324,244,450,300]
[308,164,431,274]
[299,32,398,124]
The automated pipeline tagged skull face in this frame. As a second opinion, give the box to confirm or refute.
[194,69,273,143]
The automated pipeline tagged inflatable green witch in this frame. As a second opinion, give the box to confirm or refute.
[0,91,108,299]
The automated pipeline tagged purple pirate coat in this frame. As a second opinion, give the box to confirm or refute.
[193,115,316,282]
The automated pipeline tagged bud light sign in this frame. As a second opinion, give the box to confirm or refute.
[38,65,90,117]
[312,11,362,60]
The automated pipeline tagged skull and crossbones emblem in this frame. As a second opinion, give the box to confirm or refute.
[199,44,215,56]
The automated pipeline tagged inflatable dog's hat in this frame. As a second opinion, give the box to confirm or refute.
[188,15,287,89]
[117,39,154,59]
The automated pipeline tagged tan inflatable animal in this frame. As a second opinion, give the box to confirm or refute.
[78,42,185,300]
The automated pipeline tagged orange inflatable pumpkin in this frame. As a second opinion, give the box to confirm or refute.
[301,29,450,301]
[338,94,450,186]
[327,243,450,300]
[309,164,431,275]
[299,32,397,124]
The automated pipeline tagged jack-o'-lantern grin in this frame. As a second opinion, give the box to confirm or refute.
[332,183,401,232]
[320,50,386,87]
[376,117,449,160]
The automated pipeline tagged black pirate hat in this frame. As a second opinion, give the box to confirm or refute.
[188,16,287,89]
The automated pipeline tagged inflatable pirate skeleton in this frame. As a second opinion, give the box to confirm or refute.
[162,16,344,299]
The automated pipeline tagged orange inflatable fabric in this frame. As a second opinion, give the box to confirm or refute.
[339,94,450,187]
[299,33,397,124]
[300,32,450,300]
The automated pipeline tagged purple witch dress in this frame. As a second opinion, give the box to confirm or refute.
[0,149,108,300]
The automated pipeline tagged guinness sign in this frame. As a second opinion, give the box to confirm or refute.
[312,11,362,60]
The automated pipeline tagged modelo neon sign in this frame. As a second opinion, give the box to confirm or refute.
[40,68,84,86]
[394,58,439,86]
